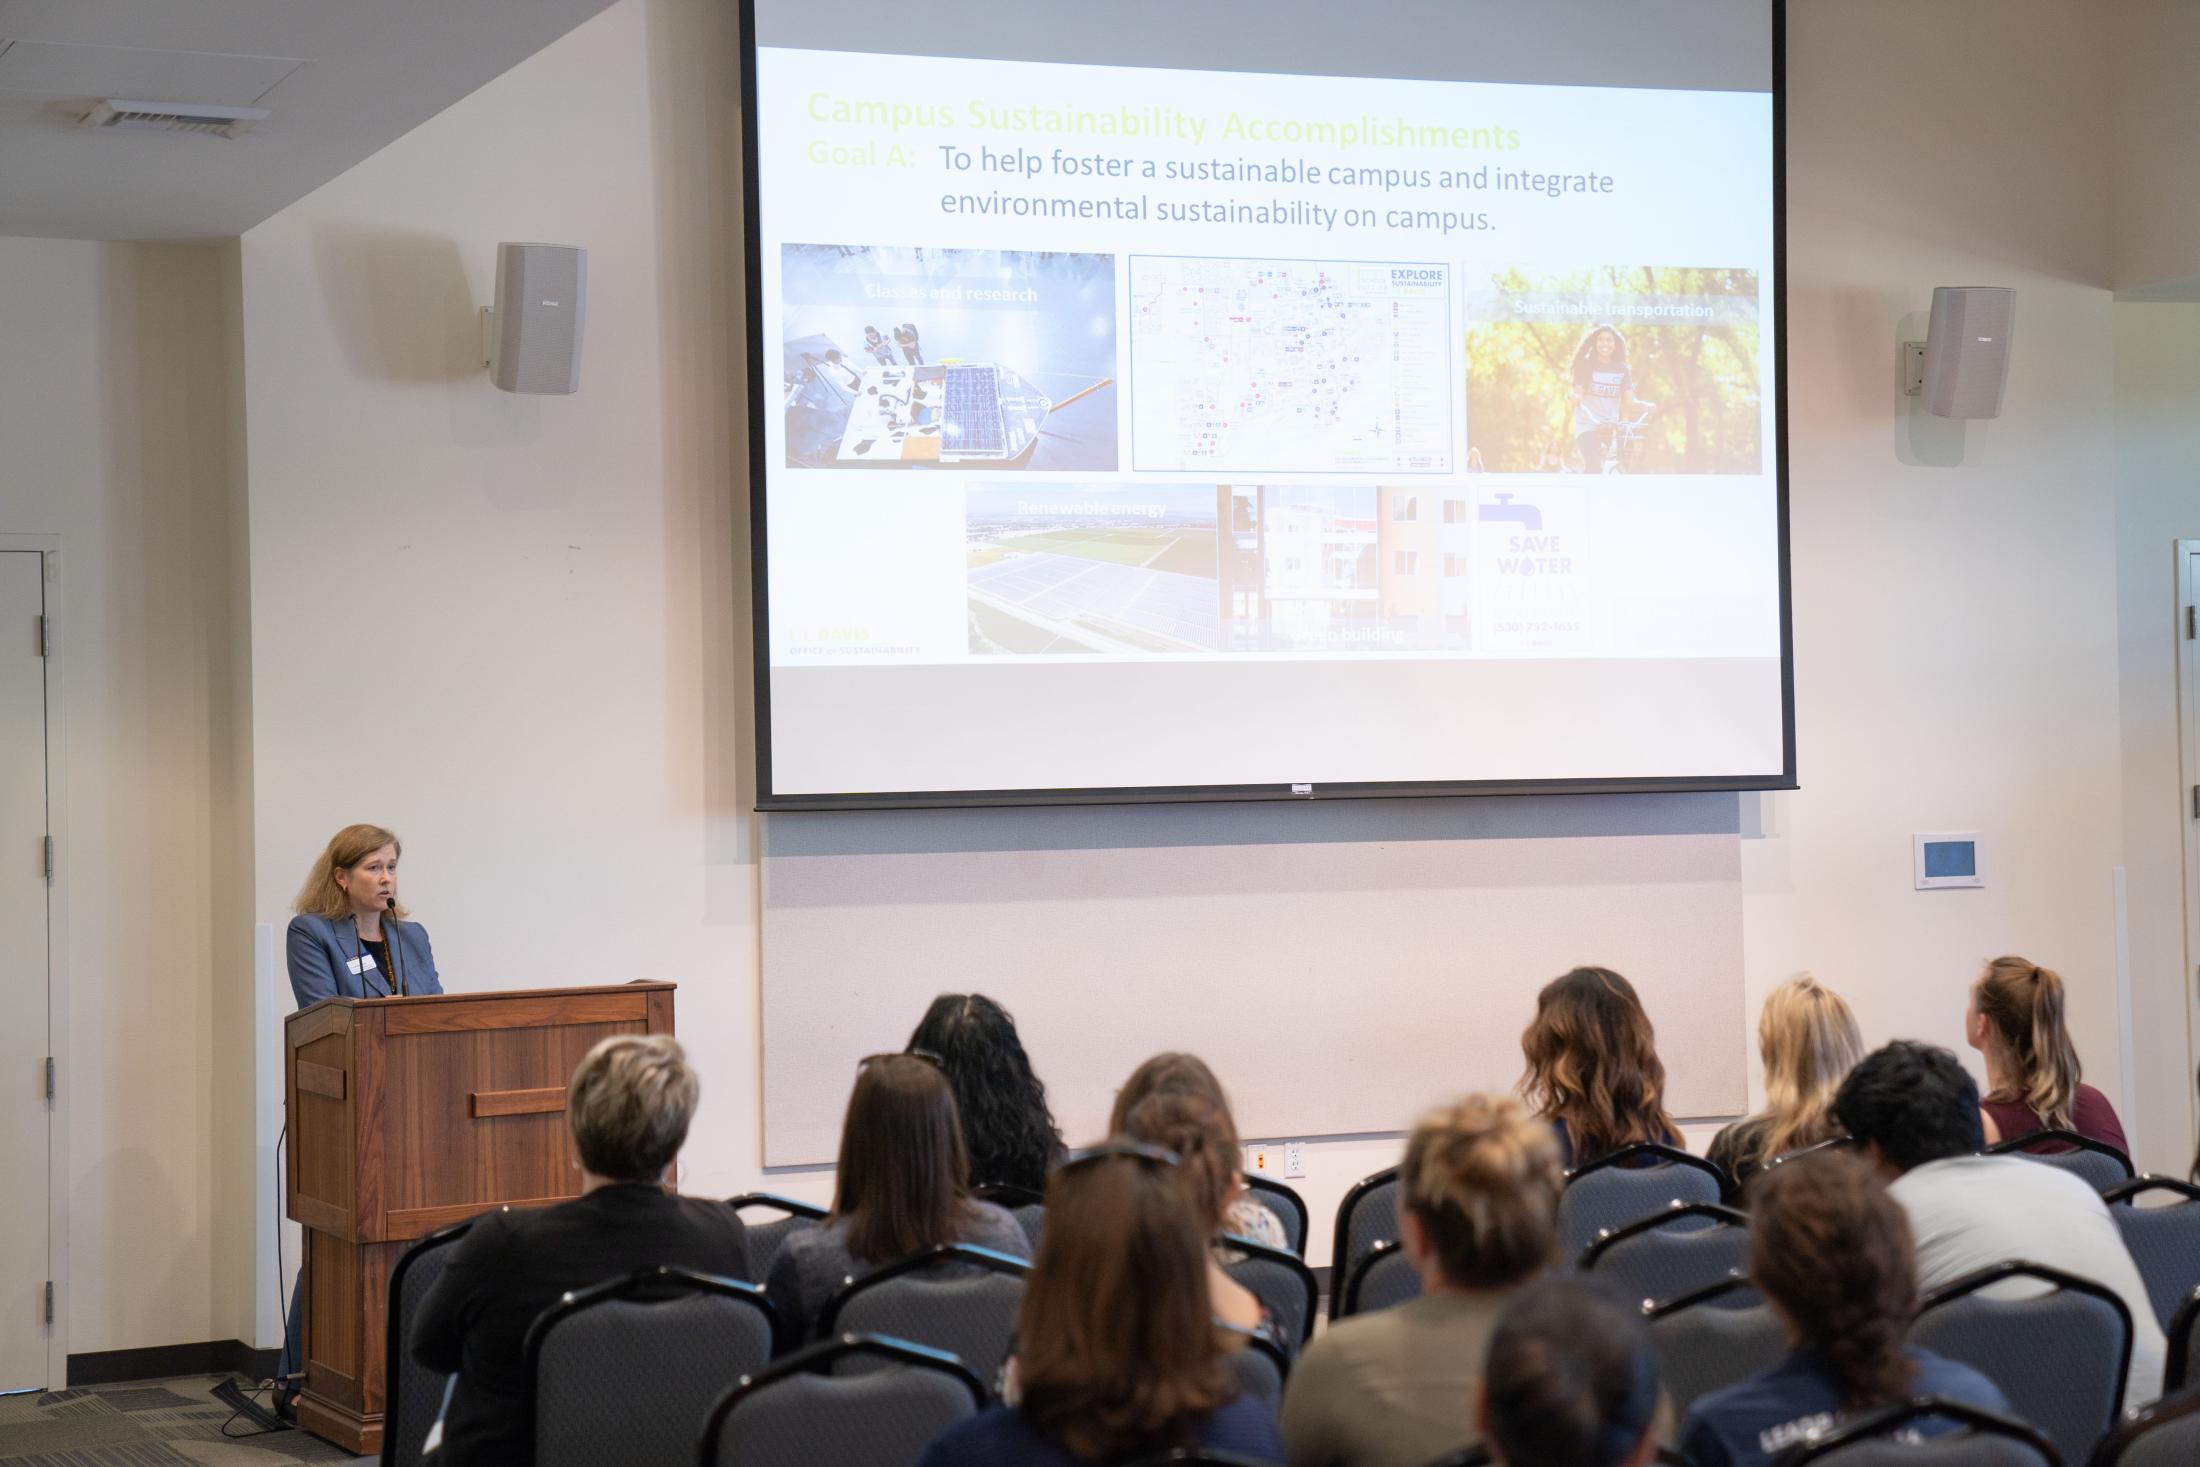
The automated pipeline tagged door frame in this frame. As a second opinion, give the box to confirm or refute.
[2181,540,2200,1161]
[0,535,68,1389]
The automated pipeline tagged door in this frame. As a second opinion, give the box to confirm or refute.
[0,551,50,1392]
[2184,545,2200,1153]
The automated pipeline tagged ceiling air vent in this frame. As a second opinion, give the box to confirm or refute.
[80,99,269,138]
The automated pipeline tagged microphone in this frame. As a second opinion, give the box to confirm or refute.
[385,897,406,997]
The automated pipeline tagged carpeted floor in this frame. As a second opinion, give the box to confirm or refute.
[0,1377,371,1465]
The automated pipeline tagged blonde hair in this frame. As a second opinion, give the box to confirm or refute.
[1758,976,1866,1158]
[567,1034,698,1182]
[293,824,408,920]
[1400,1094,1564,1288]
[1975,955,2083,1130]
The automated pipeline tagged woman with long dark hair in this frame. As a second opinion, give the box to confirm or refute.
[765,1053,1029,1340]
[909,993,1065,1192]
[1677,1152,2007,1467]
[916,1147,1283,1464]
[1518,966,1680,1168]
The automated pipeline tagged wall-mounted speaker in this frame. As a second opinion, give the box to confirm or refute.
[1920,286,2013,419]
[488,243,586,394]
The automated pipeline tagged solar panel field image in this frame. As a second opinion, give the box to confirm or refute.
[966,487,1223,654]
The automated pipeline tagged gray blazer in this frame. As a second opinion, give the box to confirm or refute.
[286,911,443,1007]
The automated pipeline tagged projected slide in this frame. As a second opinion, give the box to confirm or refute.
[748,0,1787,801]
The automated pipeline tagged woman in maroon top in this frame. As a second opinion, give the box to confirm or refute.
[1964,955,2128,1153]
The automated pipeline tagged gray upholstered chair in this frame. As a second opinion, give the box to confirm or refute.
[1219,1234,1318,1352]
[1329,1166,1400,1321]
[2168,1289,2200,1393]
[727,1193,827,1286]
[1217,1322,1290,1414]
[1580,1201,1750,1312]
[1243,1176,1309,1255]
[1643,1275,1781,1419]
[381,1219,474,1467]
[2087,1386,2200,1467]
[2104,1178,2200,1332]
[525,1266,778,1467]
[973,1184,1046,1253]
[1339,1240,1422,1318]
[1558,1144,1731,1259]
[1771,1397,2059,1466]
[700,1334,983,1467]
[1904,1261,2131,1467]
[819,1244,1028,1393]
[1986,1131,2135,1194]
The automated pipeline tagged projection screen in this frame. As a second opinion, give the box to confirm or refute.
[745,0,1792,808]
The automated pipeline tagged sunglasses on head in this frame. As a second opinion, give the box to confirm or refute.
[856,1048,945,1071]
[1054,1140,1182,1174]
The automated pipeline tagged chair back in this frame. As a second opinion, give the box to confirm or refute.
[1426,1447,1695,1466]
[2168,1289,2200,1393]
[1644,1276,1782,1418]
[1559,1144,1731,1258]
[380,1220,473,1467]
[1339,1240,1422,1318]
[701,1334,983,1467]
[525,1266,777,1467]
[1762,1135,1859,1170]
[974,1183,1046,1253]
[1905,1261,2131,1467]
[1217,1322,1291,1414]
[1121,1452,1284,1467]
[1219,1234,1318,1351]
[2103,1178,2200,1332]
[1243,1175,1310,1255]
[728,1193,827,1285]
[1328,1166,1399,1320]
[820,1244,1028,1391]
[2087,1386,2200,1467]
[1773,1396,2059,1466]
[1580,1202,1750,1311]
[1986,1131,2135,1193]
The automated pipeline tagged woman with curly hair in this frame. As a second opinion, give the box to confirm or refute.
[1518,966,1681,1169]
[1677,1152,2007,1467]
[909,993,1066,1193]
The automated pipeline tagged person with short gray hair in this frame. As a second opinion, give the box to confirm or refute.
[412,1034,748,1466]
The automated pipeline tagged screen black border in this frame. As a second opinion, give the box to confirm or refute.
[743,0,1796,812]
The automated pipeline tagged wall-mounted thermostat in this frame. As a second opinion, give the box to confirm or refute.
[1914,832,1983,890]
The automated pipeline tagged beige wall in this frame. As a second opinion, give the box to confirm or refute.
[2111,0,2200,294]
[0,236,254,1355]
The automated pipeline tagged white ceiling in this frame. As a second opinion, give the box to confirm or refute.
[0,0,623,240]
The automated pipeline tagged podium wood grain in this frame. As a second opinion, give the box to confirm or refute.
[285,982,675,1453]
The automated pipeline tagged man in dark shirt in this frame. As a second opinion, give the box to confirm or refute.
[411,1035,748,1465]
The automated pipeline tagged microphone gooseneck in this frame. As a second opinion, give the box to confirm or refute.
[385,896,406,997]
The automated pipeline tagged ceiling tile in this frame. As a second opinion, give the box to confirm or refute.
[0,39,304,105]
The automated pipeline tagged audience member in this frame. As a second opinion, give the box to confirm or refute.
[1967,955,2129,1153]
[1281,1094,1563,1467]
[766,1052,1028,1342]
[1120,1088,1271,1340]
[1110,1052,1289,1251]
[916,1146,1284,1466]
[908,993,1066,1194]
[1832,1040,2163,1411]
[410,1035,747,1466]
[1708,975,1864,1183]
[1519,966,1682,1168]
[1679,1152,2007,1467]
[1477,1279,1659,1467]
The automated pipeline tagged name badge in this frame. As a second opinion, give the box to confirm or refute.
[346,954,378,975]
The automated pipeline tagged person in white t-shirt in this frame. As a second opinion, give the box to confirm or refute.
[1830,1040,2165,1414]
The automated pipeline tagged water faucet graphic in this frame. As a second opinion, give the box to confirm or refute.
[1477,493,1542,530]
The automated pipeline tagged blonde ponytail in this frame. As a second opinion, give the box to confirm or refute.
[1976,955,2081,1130]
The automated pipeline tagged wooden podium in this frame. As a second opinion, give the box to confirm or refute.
[284,982,677,1453]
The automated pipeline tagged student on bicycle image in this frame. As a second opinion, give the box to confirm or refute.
[1565,322,1656,471]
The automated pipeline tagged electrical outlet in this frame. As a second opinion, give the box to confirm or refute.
[1246,1143,1270,1175]
[1283,1141,1306,1179]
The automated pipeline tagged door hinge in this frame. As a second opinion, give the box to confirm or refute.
[36,613,49,657]
[2189,604,2197,639]
[45,1056,55,1101]
[44,1281,53,1324]
[42,835,54,883]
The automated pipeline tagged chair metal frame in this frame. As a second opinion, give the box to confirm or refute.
[1328,1164,1400,1320]
[1578,1200,1750,1271]
[1340,1239,1418,1319]
[2085,1383,2200,1467]
[971,1182,1043,1209]
[1426,1445,1693,1466]
[2164,1287,2200,1394]
[379,1218,476,1467]
[1644,1272,1759,1319]
[2103,1176,2200,1208]
[523,1264,782,1368]
[1773,1394,2062,1465]
[1218,1232,1320,1348]
[1909,1259,2134,1456]
[1122,1451,1280,1467]
[1762,1135,1859,1170]
[817,1242,1031,1354]
[1986,1131,2135,1184]
[1565,1140,1736,1200]
[695,1332,984,1466]
[726,1191,828,1220]
[1244,1175,1310,1254]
